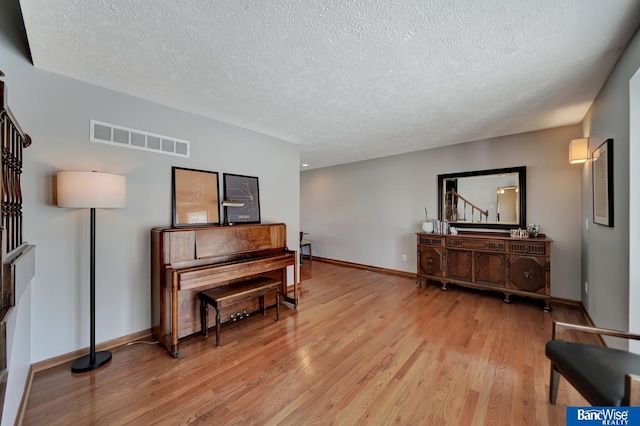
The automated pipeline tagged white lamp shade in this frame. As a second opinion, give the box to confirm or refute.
[569,138,589,164]
[57,171,126,208]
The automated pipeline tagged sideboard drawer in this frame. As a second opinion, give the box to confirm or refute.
[446,237,506,252]
[509,241,547,255]
[418,235,444,246]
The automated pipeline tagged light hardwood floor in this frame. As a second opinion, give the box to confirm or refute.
[23,261,596,425]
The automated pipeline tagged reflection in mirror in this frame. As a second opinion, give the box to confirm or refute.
[496,186,518,223]
[438,167,526,230]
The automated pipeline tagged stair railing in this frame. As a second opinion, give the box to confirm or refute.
[446,189,489,222]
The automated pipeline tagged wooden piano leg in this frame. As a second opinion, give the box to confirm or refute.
[294,262,299,309]
[262,295,267,315]
[171,271,180,358]
[215,304,221,347]
[200,298,208,337]
[276,290,280,321]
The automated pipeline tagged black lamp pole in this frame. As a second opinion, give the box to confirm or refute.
[71,207,112,373]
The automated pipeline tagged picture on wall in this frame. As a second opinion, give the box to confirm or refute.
[223,173,260,224]
[592,138,613,227]
[172,166,220,226]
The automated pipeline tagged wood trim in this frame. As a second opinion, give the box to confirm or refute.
[552,299,610,343]
[550,317,640,348]
[553,321,640,341]
[549,296,582,308]
[32,329,154,374]
[313,257,415,279]
[546,301,606,346]
[577,302,606,346]
[15,365,33,426]
[578,302,598,328]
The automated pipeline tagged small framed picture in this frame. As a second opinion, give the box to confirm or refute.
[172,167,220,226]
[223,173,260,224]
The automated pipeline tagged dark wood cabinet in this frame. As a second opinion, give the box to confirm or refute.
[418,244,446,277]
[474,251,506,287]
[417,232,552,311]
[447,249,472,281]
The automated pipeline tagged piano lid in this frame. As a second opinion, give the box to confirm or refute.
[153,223,288,263]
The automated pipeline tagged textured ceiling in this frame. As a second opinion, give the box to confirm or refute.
[19,0,640,169]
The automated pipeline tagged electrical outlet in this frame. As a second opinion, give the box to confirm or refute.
[585,281,589,294]
[585,218,589,230]
[402,254,407,262]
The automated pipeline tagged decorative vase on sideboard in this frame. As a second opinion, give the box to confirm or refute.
[422,221,434,233]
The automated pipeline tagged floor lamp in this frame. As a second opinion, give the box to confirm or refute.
[57,171,126,373]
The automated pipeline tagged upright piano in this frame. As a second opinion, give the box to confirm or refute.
[151,223,298,357]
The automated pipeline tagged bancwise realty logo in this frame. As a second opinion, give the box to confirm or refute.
[567,407,640,425]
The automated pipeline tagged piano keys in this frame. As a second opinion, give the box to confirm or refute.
[151,223,298,357]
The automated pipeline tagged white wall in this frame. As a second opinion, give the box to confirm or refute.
[629,62,640,354]
[301,125,582,300]
[1,5,300,363]
[580,26,640,349]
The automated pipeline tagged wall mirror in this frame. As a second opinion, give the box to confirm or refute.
[437,166,526,230]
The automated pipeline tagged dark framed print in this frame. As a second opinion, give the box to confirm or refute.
[172,166,220,226]
[592,139,613,227]
[223,173,260,224]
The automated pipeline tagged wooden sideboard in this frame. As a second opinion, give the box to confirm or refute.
[416,232,552,311]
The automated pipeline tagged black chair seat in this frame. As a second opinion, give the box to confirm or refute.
[546,340,640,406]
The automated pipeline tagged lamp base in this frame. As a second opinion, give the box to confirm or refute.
[71,350,112,373]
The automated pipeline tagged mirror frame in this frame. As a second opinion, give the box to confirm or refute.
[437,166,526,230]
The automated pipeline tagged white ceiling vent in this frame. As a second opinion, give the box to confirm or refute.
[90,120,190,158]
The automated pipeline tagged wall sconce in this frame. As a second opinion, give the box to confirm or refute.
[569,138,589,164]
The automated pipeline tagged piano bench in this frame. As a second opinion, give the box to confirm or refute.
[198,277,281,347]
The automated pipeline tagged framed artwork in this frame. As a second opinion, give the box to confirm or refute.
[172,166,220,226]
[592,139,613,227]
[223,173,260,224]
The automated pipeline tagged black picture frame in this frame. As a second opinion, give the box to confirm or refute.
[592,139,614,227]
[223,173,260,224]
[437,166,526,230]
[172,166,220,226]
